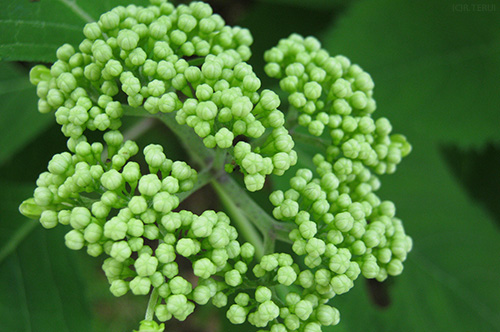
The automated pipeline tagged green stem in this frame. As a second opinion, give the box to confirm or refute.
[213,148,227,170]
[212,180,264,259]
[145,287,159,321]
[291,131,329,149]
[157,114,214,167]
[123,106,214,167]
[213,173,273,234]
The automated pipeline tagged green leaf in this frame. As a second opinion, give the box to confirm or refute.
[240,2,337,88]
[0,0,149,62]
[0,228,93,332]
[0,180,93,331]
[322,0,500,147]
[0,181,37,263]
[0,62,54,165]
[442,143,500,228]
[256,0,351,10]
[320,0,500,330]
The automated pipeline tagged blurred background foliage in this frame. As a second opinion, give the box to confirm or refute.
[1,0,499,331]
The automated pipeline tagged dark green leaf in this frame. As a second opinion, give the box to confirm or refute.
[0,181,37,263]
[0,62,54,165]
[322,0,500,147]
[257,0,353,10]
[0,0,149,62]
[0,180,93,331]
[0,228,93,332]
[442,143,500,228]
[240,2,337,88]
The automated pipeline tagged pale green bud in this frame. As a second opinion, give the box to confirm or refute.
[110,241,132,262]
[65,229,84,250]
[193,258,217,279]
[130,276,151,295]
[110,279,129,297]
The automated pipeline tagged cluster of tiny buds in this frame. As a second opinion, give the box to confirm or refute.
[264,34,411,175]
[20,134,342,331]
[28,0,297,192]
[19,0,413,331]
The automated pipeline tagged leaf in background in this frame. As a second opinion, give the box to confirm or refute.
[0,62,54,165]
[320,0,500,331]
[240,2,337,88]
[0,0,149,62]
[322,0,500,147]
[256,0,352,10]
[442,143,500,229]
[0,180,93,331]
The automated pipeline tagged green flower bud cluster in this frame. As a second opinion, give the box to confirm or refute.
[21,134,197,251]
[28,0,296,192]
[19,1,413,331]
[264,34,411,175]
[221,251,343,331]
[268,154,412,302]
[20,134,271,323]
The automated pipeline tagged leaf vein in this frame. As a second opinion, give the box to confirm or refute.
[54,0,95,23]
[0,19,82,31]
[412,250,500,330]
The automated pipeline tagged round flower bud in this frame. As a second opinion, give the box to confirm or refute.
[135,253,159,277]
[304,322,322,332]
[103,217,128,240]
[69,207,92,229]
[169,276,192,295]
[260,255,279,271]
[192,285,212,305]
[208,227,230,249]
[83,22,101,40]
[130,276,151,295]
[84,223,103,243]
[176,238,200,257]
[255,286,272,303]
[162,262,179,279]
[284,314,300,330]
[330,274,353,295]
[316,304,340,326]
[138,174,162,196]
[117,29,140,51]
[227,304,247,324]
[193,258,217,279]
[110,280,129,297]
[224,269,243,287]
[64,229,84,250]
[215,128,234,148]
[303,81,322,100]
[240,242,255,259]
[202,61,222,80]
[40,210,58,229]
[128,196,148,215]
[235,293,250,306]
[387,258,404,276]
[100,169,123,191]
[294,300,313,321]
[155,243,176,264]
[257,300,280,323]
[212,292,228,308]
[110,241,132,262]
[277,266,297,286]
